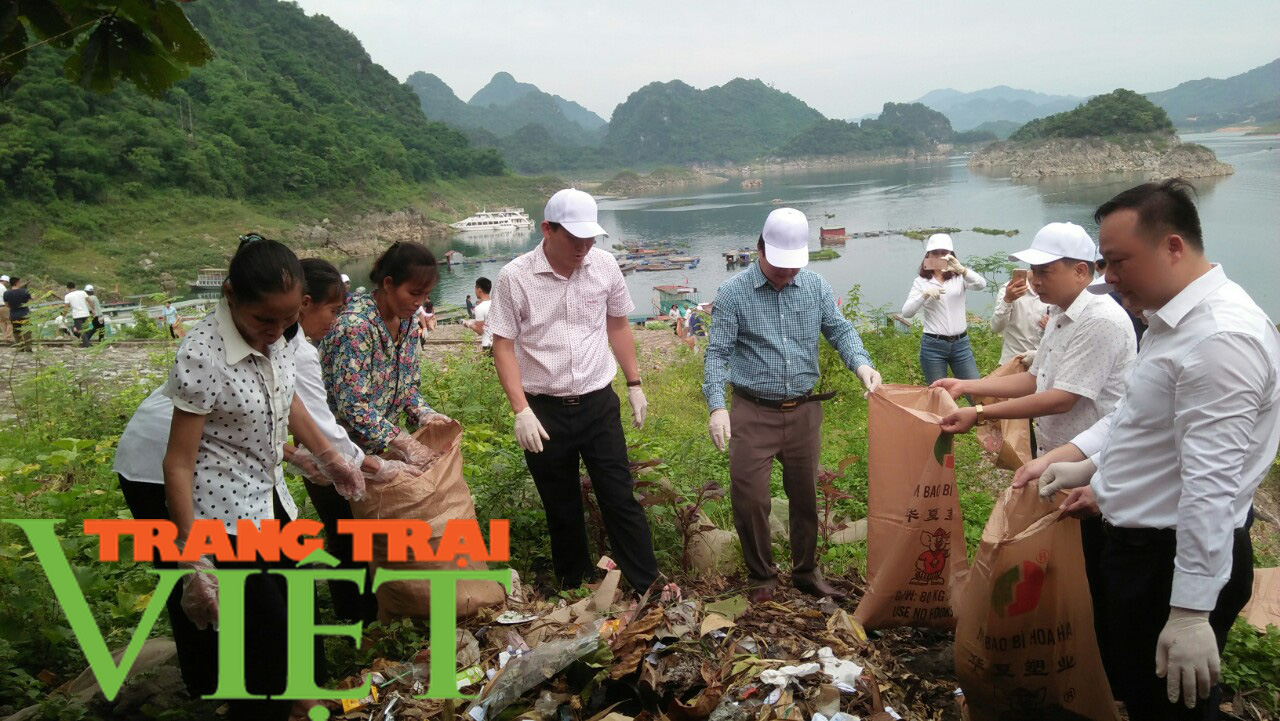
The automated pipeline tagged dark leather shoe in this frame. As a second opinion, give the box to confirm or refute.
[795,578,848,601]
[748,586,775,604]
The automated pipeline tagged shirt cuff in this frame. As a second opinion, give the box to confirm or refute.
[1170,570,1227,612]
[705,388,726,411]
[166,394,212,416]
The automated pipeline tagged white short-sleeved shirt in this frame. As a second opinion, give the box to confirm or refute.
[162,301,298,533]
[113,386,173,485]
[486,243,634,396]
[64,289,90,319]
[1028,290,1135,453]
[292,332,364,465]
[473,299,492,348]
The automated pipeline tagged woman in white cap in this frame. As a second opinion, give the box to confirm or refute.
[901,233,987,384]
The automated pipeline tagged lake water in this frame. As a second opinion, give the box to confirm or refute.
[341,132,1280,320]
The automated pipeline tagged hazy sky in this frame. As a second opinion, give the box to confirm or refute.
[292,0,1279,121]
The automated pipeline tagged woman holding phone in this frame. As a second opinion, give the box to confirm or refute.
[901,233,987,384]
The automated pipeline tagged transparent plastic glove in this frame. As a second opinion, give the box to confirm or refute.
[367,456,411,485]
[920,285,944,301]
[514,407,549,453]
[1038,458,1096,499]
[855,364,881,395]
[627,386,647,429]
[416,410,453,427]
[387,430,441,471]
[708,408,731,452]
[180,555,219,631]
[945,254,967,275]
[287,448,327,484]
[317,447,365,501]
[1156,608,1219,708]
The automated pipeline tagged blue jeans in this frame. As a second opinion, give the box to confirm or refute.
[920,333,979,385]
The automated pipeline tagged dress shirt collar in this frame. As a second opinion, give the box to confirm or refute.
[215,299,284,364]
[1059,286,1094,322]
[750,262,798,291]
[533,240,595,278]
[1150,264,1228,330]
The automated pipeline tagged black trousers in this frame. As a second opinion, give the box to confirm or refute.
[302,477,377,623]
[119,476,325,721]
[1094,515,1254,721]
[523,385,659,591]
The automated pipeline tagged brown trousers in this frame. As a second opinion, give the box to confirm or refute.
[728,395,823,588]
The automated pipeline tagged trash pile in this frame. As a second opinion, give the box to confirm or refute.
[324,566,963,721]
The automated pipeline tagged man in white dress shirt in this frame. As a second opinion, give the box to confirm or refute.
[1015,180,1278,720]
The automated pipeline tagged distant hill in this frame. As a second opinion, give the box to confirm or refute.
[775,102,988,157]
[605,78,825,164]
[1009,89,1173,141]
[468,72,606,131]
[915,86,1087,131]
[970,120,1022,140]
[1144,59,1280,130]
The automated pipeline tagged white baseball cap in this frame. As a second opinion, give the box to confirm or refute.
[85,284,94,292]
[924,234,954,253]
[340,273,350,284]
[0,275,8,282]
[544,188,608,239]
[761,208,809,269]
[1010,222,1096,266]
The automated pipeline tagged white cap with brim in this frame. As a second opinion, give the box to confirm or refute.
[545,188,608,239]
[340,273,350,284]
[924,234,954,253]
[1087,275,1114,295]
[0,275,8,282]
[761,207,810,269]
[1010,222,1097,266]
[85,284,94,292]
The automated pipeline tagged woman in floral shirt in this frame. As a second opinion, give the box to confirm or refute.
[320,242,450,466]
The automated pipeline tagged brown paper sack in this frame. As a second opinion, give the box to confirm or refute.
[349,421,506,621]
[954,485,1119,721]
[853,385,967,630]
[1240,567,1280,631]
[974,356,1034,471]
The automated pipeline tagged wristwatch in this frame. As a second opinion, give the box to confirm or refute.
[974,404,986,425]
[626,379,643,387]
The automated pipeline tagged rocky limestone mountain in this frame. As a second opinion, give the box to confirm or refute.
[968,136,1233,179]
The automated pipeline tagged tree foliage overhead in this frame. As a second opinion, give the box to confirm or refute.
[0,0,213,97]
[0,0,504,204]
[1009,89,1175,141]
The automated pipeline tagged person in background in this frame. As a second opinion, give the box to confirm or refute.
[462,277,492,351]
[80,284,104,347]
[321,241,452,464]
[53,313,72,338]
[155,234,363,720]
[340,273,352,303]
[901,234,987,384]
[703,208,880,604]
[1014,180,1277,720]
[991,268,1048,365]
[0,274,12,343]
[487,188,664,596]
[163,300,180,339]
[3,277,32,352]
[64,281,90,340]
[416,299,435,348]
[466,293,475,319]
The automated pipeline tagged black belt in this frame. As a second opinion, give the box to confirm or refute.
[526,386,609,406]
[733,387,835,411]
[1102,512,1252,545]
[924,331,967,342]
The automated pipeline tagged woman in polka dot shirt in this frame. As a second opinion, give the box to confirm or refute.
[160,235,363,721]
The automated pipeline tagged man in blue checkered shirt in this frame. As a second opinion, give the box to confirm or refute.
[703,208,881,604]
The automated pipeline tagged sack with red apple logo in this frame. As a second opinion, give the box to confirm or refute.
[954,485,1119,721]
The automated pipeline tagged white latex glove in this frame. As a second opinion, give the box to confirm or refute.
[387,430,441,471]
[287,448,326,484]
[855,364,882,395]
[366,456,411,485]
[180,555,219,631]
[1156,608,1220,708]
[1037,458,1097,499]
[920,285,944,301]
[416,411,453,427]
[317,447,365,501]
[628,386,647,429]
[945,254,967,275]
[514,407,549,453]
[708,408,731,452]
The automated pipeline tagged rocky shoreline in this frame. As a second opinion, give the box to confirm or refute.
[968,135,1234,179]
[701,149,952,177]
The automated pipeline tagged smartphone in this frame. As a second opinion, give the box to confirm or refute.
[923,258,949,271]
[1012,268,1029,283]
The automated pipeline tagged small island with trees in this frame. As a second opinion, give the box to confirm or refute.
[968,89,1233,179]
